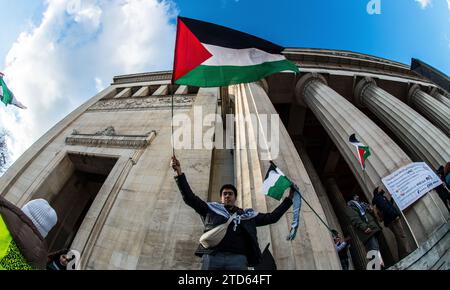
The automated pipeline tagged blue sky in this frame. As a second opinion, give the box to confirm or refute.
[174,0,450,75]
[0,0,449,163]
[1,0,449,73]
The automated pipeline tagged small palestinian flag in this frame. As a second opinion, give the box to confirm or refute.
[0,73,26,109]
[349,133,371,170]
[262,163,292,201]
[172,17,299,87]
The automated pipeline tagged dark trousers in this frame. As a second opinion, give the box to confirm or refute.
[201,252,248,270]
[364,235,384,268]
[340,258,349,270]
[388,217,412,260]
[364,235,380,252]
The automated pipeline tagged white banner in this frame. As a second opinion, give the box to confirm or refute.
[381,162,442,211]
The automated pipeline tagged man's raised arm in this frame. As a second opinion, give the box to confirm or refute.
[172,156,208,217]
[254,187,294,227]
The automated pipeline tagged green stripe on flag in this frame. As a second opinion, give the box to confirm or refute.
[175,59,299,87]
[361,146,371,160]
[267,175,292,200]
[0,78,13,105]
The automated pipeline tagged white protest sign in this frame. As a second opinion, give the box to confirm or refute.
[381,162,442,211]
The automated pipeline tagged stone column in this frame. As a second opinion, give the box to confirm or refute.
[294,142,343,235]
[429,88,450,109]
[354,77,450,170]
[295,73,448,247]
[230,82,341,269]
[408,84,450,137]
[325,178,368,270]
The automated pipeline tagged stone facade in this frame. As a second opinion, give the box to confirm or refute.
[0,48,449,269]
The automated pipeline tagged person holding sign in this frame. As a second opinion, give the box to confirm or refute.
[371,187,412,260]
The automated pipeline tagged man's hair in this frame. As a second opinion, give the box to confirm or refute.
[220,184,237,197]
[372,187,379,196]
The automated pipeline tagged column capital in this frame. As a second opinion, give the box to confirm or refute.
[295,73,327,107]
[354,77,377,107]
[427,86,438,96]
[407,83,422,104]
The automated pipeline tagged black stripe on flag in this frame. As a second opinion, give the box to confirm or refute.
[179,17,284,54]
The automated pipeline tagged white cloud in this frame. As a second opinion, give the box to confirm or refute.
[447,0,450,10]
[414,0,432,9]
[0,0,177,162]
[95,77,105,92]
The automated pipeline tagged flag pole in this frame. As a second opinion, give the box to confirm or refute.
[171,89,175,157]
[171,17,181,158]
[362,167,367,192]
[292,182,333,233]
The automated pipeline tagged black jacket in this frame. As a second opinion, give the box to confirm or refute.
[175,173,292,267]
[371,192,400,226]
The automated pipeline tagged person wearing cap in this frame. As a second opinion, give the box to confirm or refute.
[0,196,57,270]
[171,156,294,270]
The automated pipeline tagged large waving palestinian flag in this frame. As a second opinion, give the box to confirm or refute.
[172,17,299,87]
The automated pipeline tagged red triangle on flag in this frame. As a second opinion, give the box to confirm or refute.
[358,147,366,168]
[173,18,212,82]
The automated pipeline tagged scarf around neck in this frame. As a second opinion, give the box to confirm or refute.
[348,200,368,223]
[207,202,258,231]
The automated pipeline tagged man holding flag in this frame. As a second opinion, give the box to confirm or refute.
[170,17,299,270]
[171,156,294,270]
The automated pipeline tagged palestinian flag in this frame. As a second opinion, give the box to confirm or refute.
[0,73,26,109]
[349,133,371,170]
[172,17,299,87]
[262,163,292,201]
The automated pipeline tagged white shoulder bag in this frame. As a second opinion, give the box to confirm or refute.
[199,213,236,249]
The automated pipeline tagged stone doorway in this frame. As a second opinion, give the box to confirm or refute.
[31,153,118,253]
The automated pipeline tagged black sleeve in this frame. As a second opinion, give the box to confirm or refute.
[174,173,208,218]
[254,197,293,227]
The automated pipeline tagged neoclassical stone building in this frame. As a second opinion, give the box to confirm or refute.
[0,48,449,269]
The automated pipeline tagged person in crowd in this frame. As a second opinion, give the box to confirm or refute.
[0,197,57,270]
[444,162,450,189]
[371,186,412,259]
[332,230,351,270]
[436,166,450,213]
[346,193,384,268]
[171,155,294,270]
[47,249,75,270]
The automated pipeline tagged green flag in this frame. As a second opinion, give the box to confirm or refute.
[0,73,26,109]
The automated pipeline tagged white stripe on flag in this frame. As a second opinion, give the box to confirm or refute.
[262,171,281,194]
[202,44,286,67]
[275,167,286,176]
[11,94,27,109]
[350,141,364,147]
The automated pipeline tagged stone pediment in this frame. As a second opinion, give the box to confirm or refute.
[66,127,157,149]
